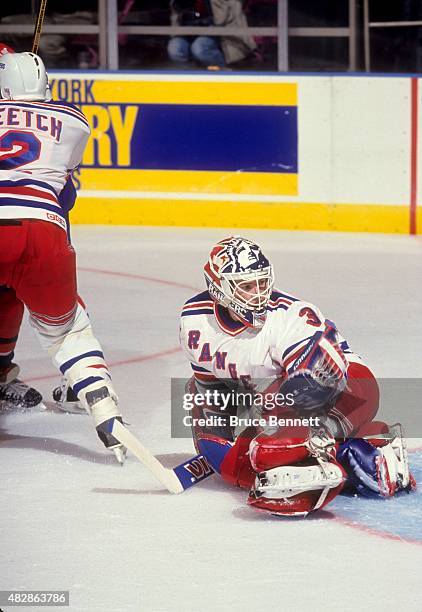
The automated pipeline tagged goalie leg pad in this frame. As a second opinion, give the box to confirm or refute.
[249,426,312,472]
[246,425,345,516]
[327,362,380,438]
[249,425,338,472]
[220,428,257,489]
[192,431,257,490]
[248,458,345,517]
[355,420,390,446]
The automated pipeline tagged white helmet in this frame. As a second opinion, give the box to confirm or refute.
[204,236,274,328]
[0,52,51,102]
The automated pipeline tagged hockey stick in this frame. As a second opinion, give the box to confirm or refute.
[32,0,48,54]
[111,419,215,494]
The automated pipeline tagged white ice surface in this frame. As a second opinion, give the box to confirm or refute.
[1,227,422,612]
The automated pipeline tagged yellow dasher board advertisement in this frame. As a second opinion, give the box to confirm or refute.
[49,73,299,229]
[49,72,418,233]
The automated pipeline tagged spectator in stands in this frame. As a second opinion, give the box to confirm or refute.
[168,0,256,69]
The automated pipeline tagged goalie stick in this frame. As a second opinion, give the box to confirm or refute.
[111,419,215,494]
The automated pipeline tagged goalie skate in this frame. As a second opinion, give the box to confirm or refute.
[52,379,86,415]
[0,364,45,412]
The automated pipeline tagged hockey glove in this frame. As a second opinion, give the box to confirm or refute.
[85,384,127,465]
[96,416,127,465]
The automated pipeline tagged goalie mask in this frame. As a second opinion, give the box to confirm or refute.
[204,236,274,328]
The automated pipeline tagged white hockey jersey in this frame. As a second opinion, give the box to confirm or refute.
[0,99,90,231]
[180,289,363,390]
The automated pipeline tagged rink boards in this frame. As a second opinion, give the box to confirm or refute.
[49,72,421,234]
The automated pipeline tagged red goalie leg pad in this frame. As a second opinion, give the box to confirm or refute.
[332,362,380,436]
[220,426,313,491]
[220,427,257,489]
[355,420,390,447]
[248,483,345,517]
[248,457,346,517]
[249,426,311,472]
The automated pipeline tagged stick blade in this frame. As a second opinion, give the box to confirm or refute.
[111,420,184,494]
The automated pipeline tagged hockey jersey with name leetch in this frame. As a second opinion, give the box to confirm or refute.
[0,99,90,232]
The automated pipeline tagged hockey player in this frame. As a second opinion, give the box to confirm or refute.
[0,43,46,411]
[0,52,125,463]
[179,236,415,516]
[0,43,92,414]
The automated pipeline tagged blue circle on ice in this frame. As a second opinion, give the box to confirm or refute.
[330,451,422,543]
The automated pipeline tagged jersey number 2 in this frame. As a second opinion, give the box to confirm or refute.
[0,130,41,170]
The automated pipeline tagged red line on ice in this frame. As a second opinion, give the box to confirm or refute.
[332,513,422,547]
[25,267,194,382]
[333,447,422,546]
[78,266,199,292]
[25,346,182,383]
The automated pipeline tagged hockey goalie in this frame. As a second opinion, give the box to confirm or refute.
[179,236,416,517]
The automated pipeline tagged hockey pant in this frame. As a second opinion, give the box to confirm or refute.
[0,219,113,405]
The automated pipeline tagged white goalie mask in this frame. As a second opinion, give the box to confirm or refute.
[204,236,274,328]
[0,52,51,102]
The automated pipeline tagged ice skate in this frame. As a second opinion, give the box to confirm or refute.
[0,364,45,412]
[52,378,86,414]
